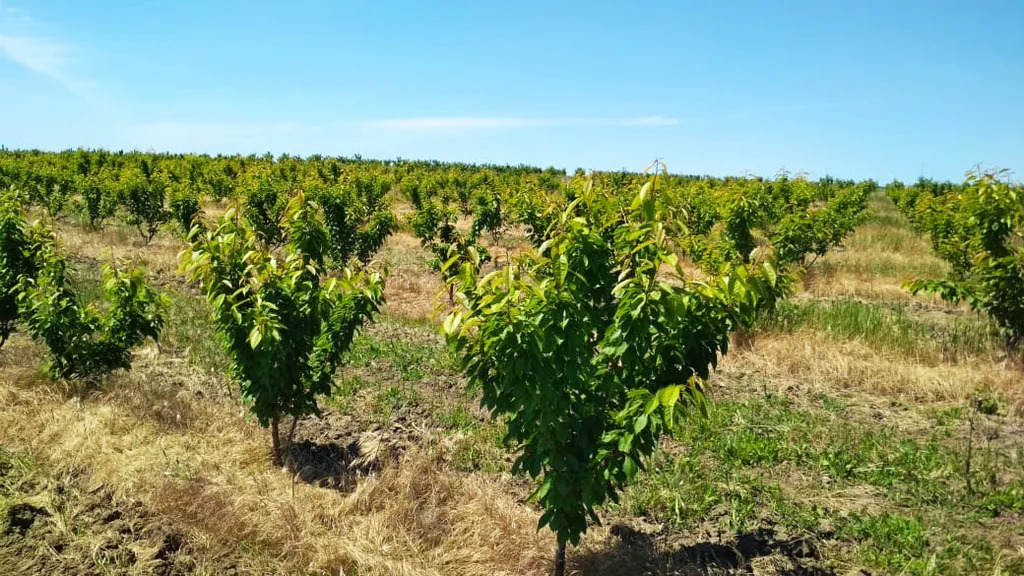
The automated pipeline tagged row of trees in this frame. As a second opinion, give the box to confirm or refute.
[398,166,873,307]
[0,149,565,243]
[887,170,1024,347]
[1,149,869,259]
[2,151,876,575]
[0,185,385,463]
[0,151,211,239]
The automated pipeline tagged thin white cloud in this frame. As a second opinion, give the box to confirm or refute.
[367,116,679,131]
[0,34,74,81]
[0,3,84,94]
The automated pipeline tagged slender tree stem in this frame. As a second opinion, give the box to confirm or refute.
[286,415,300,452]
[553,542,566,576]
[271,417,282,466]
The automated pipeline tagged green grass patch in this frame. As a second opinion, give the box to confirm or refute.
[368,383,423,423]
[434,404,477,431]
[346,321,456,381]
[323,374,372,413]
[446,422,508,474]
[761,298,999,358]
[614,392,1024,575]
[162,289,228,370]
[837,512,929,573]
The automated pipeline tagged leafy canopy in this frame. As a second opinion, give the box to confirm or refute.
[182,191,386,440]
[444,170,784,547]
[889,170,1024,347]
[18,238,166,382]
[0,188,47,349]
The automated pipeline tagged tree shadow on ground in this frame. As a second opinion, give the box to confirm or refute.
[280,411,411,492]
[572,524,835,576]
[282,437,373,492]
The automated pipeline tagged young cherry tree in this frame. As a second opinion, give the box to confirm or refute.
[0,188,44,350]
[2,187,166,379]
[444,170,783,575]
[183,191,385,463]
[19,246,168,383]
[893,170,1024,347]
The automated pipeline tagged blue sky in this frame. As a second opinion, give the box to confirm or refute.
[0,1,1020,181]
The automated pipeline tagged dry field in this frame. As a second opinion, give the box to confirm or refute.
[1,192,1022,575]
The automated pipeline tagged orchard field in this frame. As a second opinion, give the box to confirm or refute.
[0,150,1022,576]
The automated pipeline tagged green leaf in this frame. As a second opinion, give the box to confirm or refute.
[529,477,552,503]
[643,394,660,415]
[248,326,263,349]
[657,384,682,407]
[623,455,638,479]
[618,432,634,453]
[633,413,648,435]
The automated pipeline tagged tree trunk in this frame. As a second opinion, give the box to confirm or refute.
[553,541,566,576]
[286,415,300,452]
[271,417,282,466]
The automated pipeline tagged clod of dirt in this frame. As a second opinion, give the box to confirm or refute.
[155,532,184,562]
[5,502,48,536]
[780,536,820,559]
[103,509,123,523]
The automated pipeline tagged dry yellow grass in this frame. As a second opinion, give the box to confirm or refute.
[377,228,536,323]
[719,330,1023,416]
[803,219,949,302]
[379,232,445,322]
[56,222,183,279]
[804,271,916,301]
[0,338,558,575]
